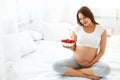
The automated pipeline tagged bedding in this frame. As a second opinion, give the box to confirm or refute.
[15,35,120,80]
[4,31,38,57]
[27,30,43,41]
[17,31,38,57]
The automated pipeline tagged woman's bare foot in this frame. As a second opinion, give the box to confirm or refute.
[87,75,100,80]
[91,76,100,80]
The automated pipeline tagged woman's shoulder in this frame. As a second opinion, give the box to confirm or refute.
[96,25,106,35]
[96,24,106,31]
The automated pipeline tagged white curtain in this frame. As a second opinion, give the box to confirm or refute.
[17,0,120,27]
[1,0,119,33]
[0,37,6,80]
[17,0,79,26]
[0,0,18,80]
[0,0,6,79]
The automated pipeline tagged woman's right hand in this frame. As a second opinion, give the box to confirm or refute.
[62,45,72,48]
[63,44,76,51]
[77,59,91,67]
[61,39,76,51]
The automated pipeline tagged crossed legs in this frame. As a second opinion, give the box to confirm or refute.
[64,67,99,80]
[52,56,111,80]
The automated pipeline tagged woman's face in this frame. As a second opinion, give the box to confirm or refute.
[78,13,91,27]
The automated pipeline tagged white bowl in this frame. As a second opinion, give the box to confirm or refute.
[62,42,75,47]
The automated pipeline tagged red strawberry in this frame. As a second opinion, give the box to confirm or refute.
[69,40,75,43]
[65,39,70,43]
[61,39,65,42]
[61,39,75,43]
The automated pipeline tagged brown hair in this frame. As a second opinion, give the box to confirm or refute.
[77,6,99,26]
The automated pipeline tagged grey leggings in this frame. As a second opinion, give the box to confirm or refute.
[52,56,111,77]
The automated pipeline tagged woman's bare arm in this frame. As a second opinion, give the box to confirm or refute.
[90,30,107,66]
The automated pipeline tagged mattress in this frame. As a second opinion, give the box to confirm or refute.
[15,36,120,80]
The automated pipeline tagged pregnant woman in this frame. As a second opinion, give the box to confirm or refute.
[52,6,111,80]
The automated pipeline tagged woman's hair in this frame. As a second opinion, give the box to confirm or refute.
[77,6,99,26]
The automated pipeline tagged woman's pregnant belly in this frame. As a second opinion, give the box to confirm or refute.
[74,46,98,64]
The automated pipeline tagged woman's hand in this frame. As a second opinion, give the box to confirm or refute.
[61,39,76,51]
[80,61,90,67]
[78,59,92,67]
[63,44,76,51]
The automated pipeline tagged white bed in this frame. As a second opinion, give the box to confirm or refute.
[7,22,119,80]
[14,33,120,80]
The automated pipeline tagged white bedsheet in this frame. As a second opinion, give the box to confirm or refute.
[15,35,120,80]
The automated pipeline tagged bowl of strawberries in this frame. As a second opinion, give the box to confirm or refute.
[61,39,75,47]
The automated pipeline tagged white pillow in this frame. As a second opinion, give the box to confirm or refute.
[3,31,37,58]
[27,30,43,41]
[43,23,71,41]
[18,31,38,57]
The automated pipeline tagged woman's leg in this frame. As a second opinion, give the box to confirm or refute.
[92,61,111,77]
[52,56,81,74]
[64,67,100,80]
[76,61,111,79]
[52,56,99,79]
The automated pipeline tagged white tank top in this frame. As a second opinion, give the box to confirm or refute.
[74,25,106,48]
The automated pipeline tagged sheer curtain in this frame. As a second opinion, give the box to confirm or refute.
[7,0,120,33]
[17,0,79,26]
[0,0,18,80]
[0,37,6,80]
[17,0,120,27]
[0,0,6,79]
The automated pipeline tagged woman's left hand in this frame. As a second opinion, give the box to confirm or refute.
[79,59,92,67]
[63,45,76,51]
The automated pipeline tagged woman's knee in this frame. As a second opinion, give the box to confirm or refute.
[101,64,111,77]
[93,62,111,77]
[52,62,67,74]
